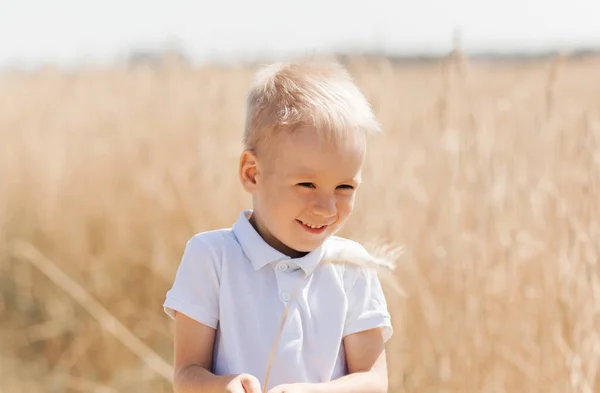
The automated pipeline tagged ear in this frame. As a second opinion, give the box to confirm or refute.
[239,149,259,193]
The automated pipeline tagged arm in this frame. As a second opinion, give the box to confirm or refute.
[173,312,262,393]
[314,261,392,393]
[268,258,393,393]
[312,327,388,393]
[173,311,225,393]
[266,327,388,393]
[164,235,262,393]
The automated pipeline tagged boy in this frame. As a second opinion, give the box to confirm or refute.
[163,58,393,393]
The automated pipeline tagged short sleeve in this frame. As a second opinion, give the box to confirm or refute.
[343,265,393,343]
[163,234,221,329]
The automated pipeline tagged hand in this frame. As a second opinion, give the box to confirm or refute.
[225,373,262,393]
[267,382,314,393]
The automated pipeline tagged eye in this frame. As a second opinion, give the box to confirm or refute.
[337,184,355,190]
[297,182,315,188]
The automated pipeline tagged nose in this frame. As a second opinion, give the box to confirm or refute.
[312,193,337,218]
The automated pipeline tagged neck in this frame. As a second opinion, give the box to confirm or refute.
[248,211,308,259]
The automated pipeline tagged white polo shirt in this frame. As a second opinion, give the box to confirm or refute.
[163,210,392,390]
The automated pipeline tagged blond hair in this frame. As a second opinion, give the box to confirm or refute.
[242,58,382,154]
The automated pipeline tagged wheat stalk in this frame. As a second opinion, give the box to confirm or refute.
[9,240,174,383]
[262,241,406,392]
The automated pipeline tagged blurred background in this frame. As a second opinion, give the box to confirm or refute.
[1,1,600,392]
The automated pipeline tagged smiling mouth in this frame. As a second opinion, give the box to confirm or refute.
[296,219,329,233]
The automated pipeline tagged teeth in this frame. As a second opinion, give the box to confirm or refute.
[301,220,323,229]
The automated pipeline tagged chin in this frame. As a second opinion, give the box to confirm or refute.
[293,238,327,253]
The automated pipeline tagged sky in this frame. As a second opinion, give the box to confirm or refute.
[1,0,599,67]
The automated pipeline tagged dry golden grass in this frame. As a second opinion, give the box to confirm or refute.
[2,54,600,393]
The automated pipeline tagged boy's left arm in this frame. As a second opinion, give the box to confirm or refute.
[267,326,388,393]
[268,258,393,393]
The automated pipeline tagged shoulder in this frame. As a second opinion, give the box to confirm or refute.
[323,237,395,341]
[321,236,377,288]
[323,235,372,262]
[164,228,238,325]
[185,227,236,252]
[180,228,238,269]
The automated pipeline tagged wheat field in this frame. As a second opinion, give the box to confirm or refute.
[1,54,600,393]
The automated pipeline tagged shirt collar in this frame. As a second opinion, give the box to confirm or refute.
[232,210,324,275]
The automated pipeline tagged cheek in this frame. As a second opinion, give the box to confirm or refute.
[335,194,355,215]
[259,176,284,200]
[291,188,313,206]
[268,188,309,215]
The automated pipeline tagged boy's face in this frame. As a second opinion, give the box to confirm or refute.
[240,126,366,258]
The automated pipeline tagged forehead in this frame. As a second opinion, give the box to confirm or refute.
[266,126,366,177]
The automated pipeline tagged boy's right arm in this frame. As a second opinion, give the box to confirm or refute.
[173,312,262,393]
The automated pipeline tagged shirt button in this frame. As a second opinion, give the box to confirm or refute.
[281,292,291,302]
[277,262,288,272]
